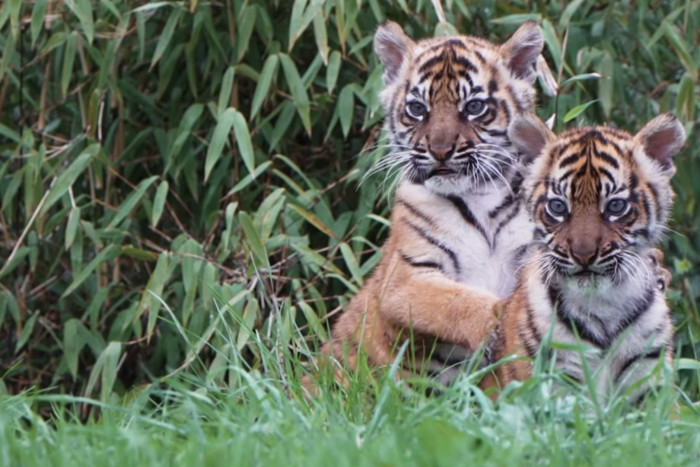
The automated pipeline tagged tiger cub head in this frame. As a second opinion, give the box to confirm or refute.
[510,113,685,287]
[373,21,544,195]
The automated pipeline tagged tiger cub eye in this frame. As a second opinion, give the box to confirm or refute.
[406,101,427,118]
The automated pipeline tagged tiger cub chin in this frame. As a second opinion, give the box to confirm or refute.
[478,113,685,400]
[314,21,546,389]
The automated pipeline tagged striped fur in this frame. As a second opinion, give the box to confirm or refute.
[316,21,545,388]
[478,113,685,400]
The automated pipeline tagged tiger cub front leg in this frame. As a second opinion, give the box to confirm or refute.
[377,254,501,351]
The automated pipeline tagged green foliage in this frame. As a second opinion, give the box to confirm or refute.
[0,0,699,408]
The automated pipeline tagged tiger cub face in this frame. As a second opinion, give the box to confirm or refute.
[510,114,685,290]
[373,21,544,195]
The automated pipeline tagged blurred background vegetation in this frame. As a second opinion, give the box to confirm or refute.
[0,0,698,405]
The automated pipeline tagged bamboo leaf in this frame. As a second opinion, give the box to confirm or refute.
[85,342,122,401]
[337,84,355,137]
[42,143,100,216]
[206,108,236,182]
[227,161,272,196]
[30,0,47,45]
[61,244,121,298]
[63,319,87,378]
[236,6,257,62]
[150,7,183,69]
[558,0,584,30]
[139,253,173,336]
[206,108,255,181]
[598,52,614,118]
[288,0,325,52]
[151,181,169,228]
[239,211,268,266]
[279,53,311,135]
[251,54,279,120]
[106,175,158,230]
[65,0,94,43]
[326,51,341,94]
[563,100,598,123]
[169,103,204,161]
[65,207,81,250]
[217,66,236,115]
[232,111,256,176]
[661,21,697,80]
[312,9,329,64]
[287,203,338,239]
[61,32,78,98]
[339,242,363,285]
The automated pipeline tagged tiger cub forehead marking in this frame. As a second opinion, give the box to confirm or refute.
[401,35,533,115]
[541,128,638,206]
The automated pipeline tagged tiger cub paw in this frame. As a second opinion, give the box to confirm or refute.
[649,248,672,292]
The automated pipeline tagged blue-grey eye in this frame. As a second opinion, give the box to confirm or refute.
[463,99,486,115]
[547,199,568,216]
[406,101,427,118]
[606,199,628,216]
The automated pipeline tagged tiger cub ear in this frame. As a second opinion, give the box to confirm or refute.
[374,21,414,85]
[500,21,544,83]
[508,113,554,164]
[634,113,686,172]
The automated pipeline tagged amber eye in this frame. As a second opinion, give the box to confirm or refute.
[547,199,568,217]
[463,99,486,116]
[406,101,427,118]
[605,199,628,216]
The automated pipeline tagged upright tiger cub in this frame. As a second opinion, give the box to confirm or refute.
[478,113,685,399]
[318,21,545,386]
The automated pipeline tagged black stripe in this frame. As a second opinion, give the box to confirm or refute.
[593,150,620,169]
[518,327,539,359]
[402,218,460,274]
[454,56,477,73]
[492,203,522,249]
[488,79,499,93]
[488,193,516,218]
[598,167,615,184]
[395,198,435,227]
[559,152,581,168]
[614,346,665,384]
[525,302,543,343]
[484,324,504,366]
[399,251,444,272]
[549,286,611,349]
[609,287,655,338]
[418,54,445,74]
[443,195,490,247]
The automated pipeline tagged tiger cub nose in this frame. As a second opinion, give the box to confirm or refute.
[429,143,454,161]
[570,246,597,267]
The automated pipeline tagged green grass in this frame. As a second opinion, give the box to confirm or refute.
[2,355,700,466]
[2,320,700,466]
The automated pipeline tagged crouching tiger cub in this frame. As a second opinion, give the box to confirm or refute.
[475,113,685,399]
[315,21,546,388]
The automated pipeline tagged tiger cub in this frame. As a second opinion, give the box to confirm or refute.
[319,21,545,386]
[476,113,685,399]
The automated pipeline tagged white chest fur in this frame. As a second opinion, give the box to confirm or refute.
[396,180,532,297]
[525,266,671,398]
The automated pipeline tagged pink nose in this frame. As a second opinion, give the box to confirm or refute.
[570,246,597,266]
[430,144,453,161]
